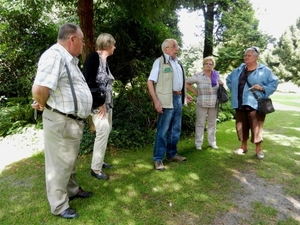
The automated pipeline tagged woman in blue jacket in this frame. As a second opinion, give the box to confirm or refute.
[226,46,278,159]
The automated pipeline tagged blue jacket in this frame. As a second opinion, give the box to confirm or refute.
[226,63,279,110]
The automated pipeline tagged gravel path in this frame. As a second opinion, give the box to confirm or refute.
[0,126,44,172]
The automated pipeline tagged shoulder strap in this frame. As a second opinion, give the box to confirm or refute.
[64,63,78,113]
[54,49,78,113]
[246,79,259,100]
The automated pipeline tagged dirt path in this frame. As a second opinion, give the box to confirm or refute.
[213,170,300,224]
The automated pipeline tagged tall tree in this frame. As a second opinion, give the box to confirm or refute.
[0,0,57,97]
[179,0,272,70]
[215,0,272,73]
[265,18,300,86]
[180,0,240,58]
[203,2,214,57]
[77,0,95,61]
[90,0,181,85]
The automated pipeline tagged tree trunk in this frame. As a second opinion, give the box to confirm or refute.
[203,3,214,58]
[77,0,95,61]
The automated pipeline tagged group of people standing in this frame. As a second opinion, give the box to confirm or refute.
[32,23,116,219]
[31,23,278,219]
[148,40,278,171]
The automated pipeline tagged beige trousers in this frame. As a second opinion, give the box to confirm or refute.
[43,108,84,215]
[91,110,112,171]
[195,105,218,147]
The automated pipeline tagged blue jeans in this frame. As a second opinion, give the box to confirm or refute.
[153,94,182,161]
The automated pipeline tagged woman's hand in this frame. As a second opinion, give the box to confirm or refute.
[186,94,193,104]
[250,84,264,91]
[97,104,106,119]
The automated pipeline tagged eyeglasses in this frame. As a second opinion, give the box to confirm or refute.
[69,35,85,44]
[250,46,260,54]
[167,45,180,49]
[204,63,213,66]
[74,36,85,43]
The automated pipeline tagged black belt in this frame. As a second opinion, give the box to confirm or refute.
[45,105,84,121]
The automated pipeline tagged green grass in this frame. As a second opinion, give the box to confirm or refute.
[0,92,300,225]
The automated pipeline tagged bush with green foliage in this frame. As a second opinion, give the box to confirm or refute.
[108,77,158,149]
[78,77,234,153]
[0,1,58,97]
[0,89,234,152]
[0,97,38,136]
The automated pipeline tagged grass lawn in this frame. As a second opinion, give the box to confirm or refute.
[0,92,299,225]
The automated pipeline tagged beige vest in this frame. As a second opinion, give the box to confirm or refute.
[155,55,186,108]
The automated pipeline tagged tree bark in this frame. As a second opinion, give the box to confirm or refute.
[203,2,214,58]
[77,0,95,61]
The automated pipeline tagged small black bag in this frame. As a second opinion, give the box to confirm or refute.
[90,88,106,108]
[217,85,229,103]
[257,98,275,114]
[247,80,275,115]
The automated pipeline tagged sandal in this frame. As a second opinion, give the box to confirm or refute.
[256,151,264,159]
[234,148,248,155]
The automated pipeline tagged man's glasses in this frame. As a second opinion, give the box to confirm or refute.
[69,35,85,44]
[167,45,180,49]
[74,36,85,43]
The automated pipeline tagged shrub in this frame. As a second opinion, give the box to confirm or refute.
[0,84,234,153]
[79,125,95,155]
[0,97,39,136]
[108,78,157,149]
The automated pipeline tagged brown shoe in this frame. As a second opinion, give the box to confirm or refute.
[167,154,187,162]
[154,160,165,171]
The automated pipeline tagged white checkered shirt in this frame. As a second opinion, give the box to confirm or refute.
[34,44,92,118]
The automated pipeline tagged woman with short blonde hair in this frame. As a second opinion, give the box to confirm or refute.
[186,56,222,150]
[83,33,116,180]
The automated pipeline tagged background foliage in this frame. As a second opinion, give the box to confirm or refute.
[0,0,58,98]
[1,0,298,151]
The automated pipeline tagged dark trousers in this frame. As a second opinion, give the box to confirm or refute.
[235,109,265,144]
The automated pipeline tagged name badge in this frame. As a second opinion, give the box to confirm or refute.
[164,67,172,73]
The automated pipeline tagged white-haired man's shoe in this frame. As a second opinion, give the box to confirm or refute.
[154,160,165,171]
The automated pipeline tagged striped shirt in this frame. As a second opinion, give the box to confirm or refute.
[34,44,92,118]
[187,71,219,108]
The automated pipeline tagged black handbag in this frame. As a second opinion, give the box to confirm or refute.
[257,98,275,114]
[217,85,229,103]
[90,87,106,108]
[247,80,275,114]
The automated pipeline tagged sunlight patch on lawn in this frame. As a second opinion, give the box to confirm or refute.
[263,132,300,147]
[188,172,200,180]
[273,102,300,112]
